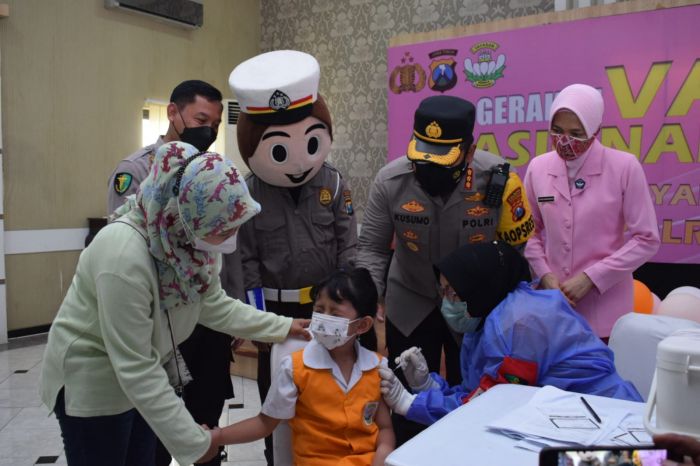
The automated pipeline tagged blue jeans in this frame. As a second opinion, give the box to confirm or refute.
[54,389,157,466]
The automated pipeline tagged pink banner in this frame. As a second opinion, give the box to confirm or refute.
[387,5,700,264]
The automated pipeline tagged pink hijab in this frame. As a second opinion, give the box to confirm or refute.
[549,84,604,138]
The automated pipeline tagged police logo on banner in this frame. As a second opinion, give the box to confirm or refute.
[428,49,458,93]
[463,41,506,89]
[389,52,426,94]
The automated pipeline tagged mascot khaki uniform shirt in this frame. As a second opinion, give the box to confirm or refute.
[357,151,533,336]
[239,162,357,292]
[107,137,165,214]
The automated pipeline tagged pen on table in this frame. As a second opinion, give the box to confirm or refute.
[580,396,602,424]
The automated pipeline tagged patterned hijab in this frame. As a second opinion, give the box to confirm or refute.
[114,141,261,311]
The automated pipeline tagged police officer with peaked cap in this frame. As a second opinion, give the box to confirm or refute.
[357,95,534,445]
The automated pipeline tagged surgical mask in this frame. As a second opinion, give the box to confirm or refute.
[414,160,465,197]
[309,311,358,350]
[440,297,482,334]
[177,195,238,254]
[550,133,595,161]
[193,232,238,254]
[177,110,218,152]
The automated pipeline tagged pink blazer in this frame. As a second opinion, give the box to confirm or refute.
[524,140,660,336]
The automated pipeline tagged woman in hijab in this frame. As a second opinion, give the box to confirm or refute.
[39,142,309,466]
[523,83,659,339]
[379,241,641,426]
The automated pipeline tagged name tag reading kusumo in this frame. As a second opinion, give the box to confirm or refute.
[537,196,555,203]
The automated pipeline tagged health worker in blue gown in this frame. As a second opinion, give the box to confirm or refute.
[379,241,642,426]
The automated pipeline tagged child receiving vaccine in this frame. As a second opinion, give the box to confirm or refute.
[212,268,395,465]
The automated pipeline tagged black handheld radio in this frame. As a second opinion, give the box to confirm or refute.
[483,163,510,207]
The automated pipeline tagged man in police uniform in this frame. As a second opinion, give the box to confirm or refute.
[229,50,357,465]
[357,95,533,444]
[107,80,223,213]
[107,80,232,466]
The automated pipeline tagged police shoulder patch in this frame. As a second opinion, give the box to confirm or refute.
[496,172,534,246]
[114,172,133,195]
[343,190,354,215]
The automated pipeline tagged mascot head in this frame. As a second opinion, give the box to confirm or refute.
[229,50,333,187]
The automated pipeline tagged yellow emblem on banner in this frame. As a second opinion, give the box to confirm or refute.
[406,241,419,252]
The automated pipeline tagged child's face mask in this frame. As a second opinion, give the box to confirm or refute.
[309,311,359,350]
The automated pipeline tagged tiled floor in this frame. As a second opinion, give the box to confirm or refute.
[0,334,266,466]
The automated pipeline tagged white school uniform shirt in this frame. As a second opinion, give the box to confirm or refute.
[262,339,387,420]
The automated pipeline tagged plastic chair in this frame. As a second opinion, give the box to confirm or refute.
[269,337,310,466]
[608,312,700,400]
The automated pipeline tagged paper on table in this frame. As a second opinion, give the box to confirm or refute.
[486,386,632,447]
[513,414,654,452]
[605,414,654,447]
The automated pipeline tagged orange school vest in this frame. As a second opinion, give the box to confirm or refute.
[288,350,381,466]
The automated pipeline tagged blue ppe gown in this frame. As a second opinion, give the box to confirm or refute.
[405,282,642,426]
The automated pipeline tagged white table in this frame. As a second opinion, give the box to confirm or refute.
[385,384,646,466]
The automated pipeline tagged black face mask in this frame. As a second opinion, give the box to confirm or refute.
[177,111,218,152]
[414,160,466,197]
[179,126,217,152]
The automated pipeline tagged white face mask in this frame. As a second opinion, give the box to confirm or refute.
[193,232,238,254]
[309,311,359,350]
[177,196,238,254]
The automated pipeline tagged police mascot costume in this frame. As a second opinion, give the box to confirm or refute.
[229,50,357,465]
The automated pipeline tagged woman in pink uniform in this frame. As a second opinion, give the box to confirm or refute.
[524,83,660,338]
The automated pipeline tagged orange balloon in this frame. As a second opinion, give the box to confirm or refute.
[633,280,653,314]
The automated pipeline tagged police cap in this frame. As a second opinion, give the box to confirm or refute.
[407,95,476,166]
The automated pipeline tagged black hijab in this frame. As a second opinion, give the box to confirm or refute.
[436,241,531,318]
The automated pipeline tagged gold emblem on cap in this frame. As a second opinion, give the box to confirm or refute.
[425,121,442,139]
